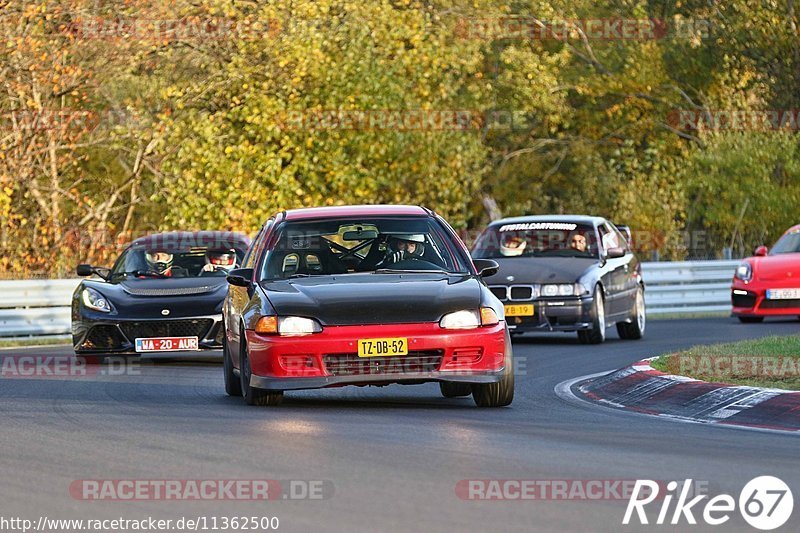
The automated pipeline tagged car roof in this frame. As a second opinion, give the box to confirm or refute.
[129,231,251,250]
[283,205,431,221]
[488,214,606,227]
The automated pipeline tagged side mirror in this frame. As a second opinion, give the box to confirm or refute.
[605,247,626,259]
[754,245,768,257]
[227,267,254,287]
[473,259,500,278]
[76,264,94,276]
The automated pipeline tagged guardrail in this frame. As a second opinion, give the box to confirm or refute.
[641,260,738,316]
[0,279,78,340]
[0,261,739,339]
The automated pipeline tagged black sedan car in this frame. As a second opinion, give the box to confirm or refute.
[72,231,250,356]
[471,215,645,344]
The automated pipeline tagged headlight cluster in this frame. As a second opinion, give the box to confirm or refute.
[540,283,589,297]
[439,308,499,329]
[81,287,112,313]
[255,316,323,336]
[735,262,753,282]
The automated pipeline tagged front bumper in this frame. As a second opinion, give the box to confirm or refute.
[244,322,508,391]
[73,314,224,354]
[731,281,800,317]
[504,297,594,332]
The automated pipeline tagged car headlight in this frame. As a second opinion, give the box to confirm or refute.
[542,284,585,297]
[735,262,753,282]
[440,308,499,329]
[279,316,322,336]
[256,316,322,336]
[81,287,112,313]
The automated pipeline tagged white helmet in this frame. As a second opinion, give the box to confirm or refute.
[500,235,526,257]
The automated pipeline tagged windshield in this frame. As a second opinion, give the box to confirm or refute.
[260,217,470,279]
[472,222,599,259]
[770,229,800,254]
[111,246,247,280]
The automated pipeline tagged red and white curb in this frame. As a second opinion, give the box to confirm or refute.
[555,359,800,434]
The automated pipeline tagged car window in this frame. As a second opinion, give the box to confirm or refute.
[472,222,599,259]
[244,219,273,269]
[771,229,800,254]
[259,217,470,279]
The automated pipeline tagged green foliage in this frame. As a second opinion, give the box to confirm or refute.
[0,0,798,275]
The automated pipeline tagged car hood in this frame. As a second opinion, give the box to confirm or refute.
[481,257,598,284]
[756,254,800,282]
[260,273,480,326]
[81,277,228,318]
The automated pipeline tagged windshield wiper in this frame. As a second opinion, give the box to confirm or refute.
[374,268,450,274]
[114,270,168,279]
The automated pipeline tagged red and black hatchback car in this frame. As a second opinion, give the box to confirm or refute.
[222,205,513,407]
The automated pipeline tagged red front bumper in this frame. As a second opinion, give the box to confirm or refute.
[731,279,800,317]
[244,322,508,391]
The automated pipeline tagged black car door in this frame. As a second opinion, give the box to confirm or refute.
[225,219,272,361]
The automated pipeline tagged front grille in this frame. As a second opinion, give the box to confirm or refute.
[760,299,800,309]
[83,325,126,349]
[510,286,533,300]
[323,350,444,376]
[489,286,507,300]
[119,319,213,341]
[732,293,757,308]
[122,285,217,297]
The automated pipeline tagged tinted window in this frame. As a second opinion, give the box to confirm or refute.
[771,230,800,254]
[472,222,598,259]
[258,217,470,279]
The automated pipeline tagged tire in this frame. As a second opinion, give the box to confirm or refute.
[738,316,764,323]
[578,287,606,344]
[223,333,242,397]
[616,286,646,340]
[240,338,283,406]
[472,330,514,407]
[440,382,472,398]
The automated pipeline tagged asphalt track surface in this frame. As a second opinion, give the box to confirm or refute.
[1,317,799,533]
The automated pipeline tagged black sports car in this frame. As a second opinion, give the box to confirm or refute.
[471,215,645,344]
[72,231,250,355]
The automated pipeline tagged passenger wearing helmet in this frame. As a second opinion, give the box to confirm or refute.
[381,234,426,265]
[144,250,174,276]
[500,234,526,257]
[201,249,237,275]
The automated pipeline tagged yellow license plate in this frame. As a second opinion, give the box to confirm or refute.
[505,304,534,317]
[358,338,408,357]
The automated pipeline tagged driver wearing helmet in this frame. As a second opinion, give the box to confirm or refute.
[201,249,237,274]
[500,234,526,257]
[145,250,174,276]
[381,234,426,265]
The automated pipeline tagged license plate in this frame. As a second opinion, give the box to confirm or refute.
[357,338,408,358]
[766,288,800,300]
[135,336,199,352]
[504,304,534,317]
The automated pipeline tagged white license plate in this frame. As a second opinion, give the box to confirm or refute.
[135,336,199,352]
[765,288,800,300]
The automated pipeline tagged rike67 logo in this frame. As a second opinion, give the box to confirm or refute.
[624,476,793,530]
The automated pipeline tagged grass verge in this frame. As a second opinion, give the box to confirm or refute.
[0,337,70,349]
[650,334,800,391]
